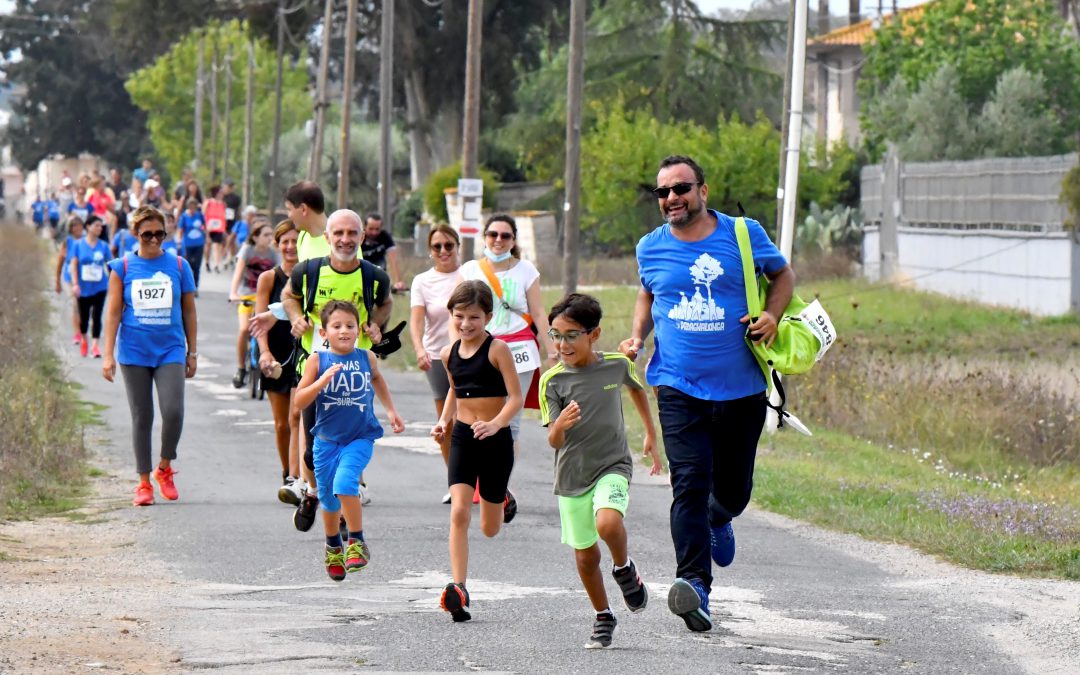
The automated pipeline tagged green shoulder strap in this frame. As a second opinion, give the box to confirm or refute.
[733,215,762,319]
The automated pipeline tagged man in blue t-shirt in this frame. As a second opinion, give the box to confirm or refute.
[619,155,794,635]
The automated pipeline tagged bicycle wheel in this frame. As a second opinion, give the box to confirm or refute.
[248,338,261,399]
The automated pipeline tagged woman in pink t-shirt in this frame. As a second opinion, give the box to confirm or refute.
[409,223,463,502]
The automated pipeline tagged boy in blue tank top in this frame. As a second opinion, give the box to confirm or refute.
[294,300,404,581]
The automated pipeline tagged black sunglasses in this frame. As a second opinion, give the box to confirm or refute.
[485,231,514,241]
[431,242,456,252]
[652,182,699,199]
[139,230,167,241]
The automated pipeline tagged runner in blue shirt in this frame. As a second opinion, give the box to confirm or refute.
[69,214,112,358]
[178,198,206,289]
[112,224,140,258]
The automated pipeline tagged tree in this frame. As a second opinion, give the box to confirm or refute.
[125,20,310,188]
[977,67,1063,158]
[859,0,1080,159]
[899,64,976,162]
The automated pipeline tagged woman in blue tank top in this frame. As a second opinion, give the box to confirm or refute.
[55,216,86,345]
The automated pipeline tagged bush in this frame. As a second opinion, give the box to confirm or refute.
[421,162,499,224]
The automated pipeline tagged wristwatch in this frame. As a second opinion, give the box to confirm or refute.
[186,352,199,358]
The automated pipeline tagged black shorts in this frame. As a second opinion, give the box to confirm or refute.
[260,359,296,394]
[209,231,225,244]
[448,421,514,503]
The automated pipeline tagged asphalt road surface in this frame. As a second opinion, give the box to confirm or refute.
[61,270,1078,674]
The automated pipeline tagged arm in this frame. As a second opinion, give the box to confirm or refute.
[741,264,795,349]
[627,386,662,475]
[546,399,578,450]
[181,291,198,378]
[69,257,81,298]
[408,305,431,371]
[228,254,246,300]
[367,351,405,432]
[471,340,523,439]
[254,269,277,374]
[101,271,124,381]
[281,277,312,339]
[525,278,556,362]
[431,345,457,443]
[618,287,655,361]
[55,242,67,293]
[292,353,334,411]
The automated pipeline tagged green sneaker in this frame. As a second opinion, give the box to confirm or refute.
[345,539,370,572]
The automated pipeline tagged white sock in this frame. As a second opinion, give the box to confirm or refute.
[612,557,632,572]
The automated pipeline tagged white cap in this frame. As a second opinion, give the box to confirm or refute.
[243,205,257,215]
[61,177,72,186]
[144,178,159,189]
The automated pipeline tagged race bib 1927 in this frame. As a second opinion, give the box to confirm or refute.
[131,277,173,311]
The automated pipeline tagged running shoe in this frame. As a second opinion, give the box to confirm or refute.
[345,538,370,572]
[440,582,471,623]
[612,559,648,613]
[277,477,303,505]
[132,481,154,507]
[73,332,81,345]
[710,521,736,567]
[91,343,101,358]
[324,545,346,582]
[585,612,617,649]
[359,482,371,506]
[441,492,452,505]
[668,577,712,632]
[503,490,517,524]
[79,337,88,358]
[232,368,246,389]
[153,465,179,501]
[293,490,319,532]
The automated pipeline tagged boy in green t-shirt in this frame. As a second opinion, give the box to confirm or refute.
[540,293,663,650]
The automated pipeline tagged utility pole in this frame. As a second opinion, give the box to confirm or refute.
[209,37,219,182]
[339,0,358,209]
[378,0,395,230]
[461,0,483,259]
[194,36,205,171]
[268,0,285,214]
[308,0,334,182]
[243,40,255,208]
[775,0,795,238]
[222,45,233,182]
[562,0,585,293]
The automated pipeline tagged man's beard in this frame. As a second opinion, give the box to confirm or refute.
[330,246,356,263]
[666,201,703,229]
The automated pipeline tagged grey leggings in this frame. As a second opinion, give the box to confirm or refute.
[508,369,534,441]
[120,363,186,475]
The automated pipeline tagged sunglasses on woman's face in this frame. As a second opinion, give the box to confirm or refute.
[139,230,167,241]
[485,231,514,241]
[431,242,456,252]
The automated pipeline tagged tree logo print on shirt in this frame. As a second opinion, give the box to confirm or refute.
[668,253,726,332]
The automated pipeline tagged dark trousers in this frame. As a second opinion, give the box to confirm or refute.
[657,386,766,593]
[183,247,203,288]
[77,291,107,338]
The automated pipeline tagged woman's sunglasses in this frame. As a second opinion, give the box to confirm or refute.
[485,231,514,241]
[139,230,167,241]
[651,182,699,199]
[431,242,456,252]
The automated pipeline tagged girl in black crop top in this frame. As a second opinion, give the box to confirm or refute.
[430,280,523,623]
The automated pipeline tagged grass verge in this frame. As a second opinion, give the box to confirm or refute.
[0,224,90,519]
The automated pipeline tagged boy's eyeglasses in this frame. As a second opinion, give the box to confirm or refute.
[431,242,456,252]
[651,182,698,199]
[485,231,514,241]
[547,327,594,342]
[139,230,167,241]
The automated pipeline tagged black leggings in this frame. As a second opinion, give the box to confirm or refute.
[77,291,107,338]
[448,421,514,503]
[183,247,203,288]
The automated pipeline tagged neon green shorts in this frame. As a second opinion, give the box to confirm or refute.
[557,473,630,550]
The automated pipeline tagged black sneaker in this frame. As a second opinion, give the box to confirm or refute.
[668,577,712,632]
[612,559,648,613]
[440,582,471,622]
[232,368,246,389]
[293,490,319,532]
[503,490,517,524]
[585,611,617,649]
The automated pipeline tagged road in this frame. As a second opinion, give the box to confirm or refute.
[52,270,1079,674]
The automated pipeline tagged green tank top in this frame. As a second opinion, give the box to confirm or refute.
[296,228,331,263]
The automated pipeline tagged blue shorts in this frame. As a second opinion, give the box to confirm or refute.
[313,437,374,512]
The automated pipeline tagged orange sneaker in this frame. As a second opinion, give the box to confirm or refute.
[153,465,179,501]
[79,336,88,358]
[133,481,154,506]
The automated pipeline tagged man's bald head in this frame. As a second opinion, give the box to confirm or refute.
[326,209,362,263]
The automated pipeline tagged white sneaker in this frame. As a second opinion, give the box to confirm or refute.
[441,492,452,505]
[277,477,304,506]
[359,482,372,506]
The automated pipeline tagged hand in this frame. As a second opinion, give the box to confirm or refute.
[320,362,342,384]
[471,419,501,440]
[102,355,116,382]
[185,353,197,378]
[363,322,382,345]
[258,351,276,376]
[554,400,581,432]
[290,315,312,339]
[392,281,407,292]
[70,283,81,298]
[248,311,276,338]
[388,411,405,433]
[228,293,241,302]
[643,433,662,476]
[740,310,778,348]
[416,351,432,371]
[55,279,62,294]
[431,421,447,444]
[547,350,559,363]
[618,337,643,361]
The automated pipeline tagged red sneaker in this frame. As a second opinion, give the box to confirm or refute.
[153,465,179,501]
[345,539,370,572]
[133,481,154,506]
[91,343,101,358]
[472,479,480,505]
[325,545,346,581]
[79,337,88,358]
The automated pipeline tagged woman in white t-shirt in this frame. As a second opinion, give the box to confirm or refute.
[410,223,464,502]
[460,214,558,518]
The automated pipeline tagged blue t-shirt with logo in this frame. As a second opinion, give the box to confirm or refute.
[112,229,139,256]
[179,211,206,251]
[232,219,250,247]
[636,209,787,401]
[31,200,46,225]
[311,348,384,444]
[47,200,60,223]
[62,236,80,284]
[106,252,196,367]
[71,238,112,296]
[67,202,91,223]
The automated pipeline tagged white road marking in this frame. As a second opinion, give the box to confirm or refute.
[374,436,441,455]
[211,409,248,417]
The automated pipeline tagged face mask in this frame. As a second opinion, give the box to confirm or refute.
[483,247,512,263]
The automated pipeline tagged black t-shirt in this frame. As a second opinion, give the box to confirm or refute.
[223,193,242,225]
[360,230,395,270]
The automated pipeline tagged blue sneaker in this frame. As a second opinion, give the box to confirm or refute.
[711,521,736,567]
[668,578,712,632]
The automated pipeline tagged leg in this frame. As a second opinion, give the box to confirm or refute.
[477,427,514,537]
[77,295,92,338]
[575,544,610,612]
[89,292,106,341]
[119,365,155,480]
[302,402,317,490]
[447,422,479,583]
[152,363,186,467]
[596,509,628,567]
[267,390,291,475]
[333,438,373,533]
[235,310,249,369]
[288,389,301,476]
